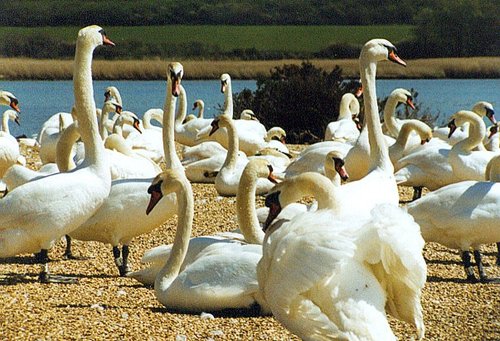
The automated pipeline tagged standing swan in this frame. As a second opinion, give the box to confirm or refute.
[0,25,114,283]
[324,92,361,144]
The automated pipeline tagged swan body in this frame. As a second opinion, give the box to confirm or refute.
[389,119,433,165]
[126,109,165,163]
[38,111,74,164]
[135,160,277,313]
[0,109,22,179]
[259,171,426,340]
[0,25,114,282]
[407,157,500,282]
[174,88,212,147]
[448,110,500,181]
[324,92,361,144]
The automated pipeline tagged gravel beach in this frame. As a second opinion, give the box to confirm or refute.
[0,144,498,340]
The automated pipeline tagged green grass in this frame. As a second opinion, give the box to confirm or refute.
[0,25,415,52]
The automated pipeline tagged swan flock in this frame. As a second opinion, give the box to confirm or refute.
[1,25,498,340]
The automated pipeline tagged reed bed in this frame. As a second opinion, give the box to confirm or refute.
[1,57,499,80]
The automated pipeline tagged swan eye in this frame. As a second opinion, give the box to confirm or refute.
[267,164,274,173]
[333,157,345,167]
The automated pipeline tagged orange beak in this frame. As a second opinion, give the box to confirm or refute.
[388,50,406,67]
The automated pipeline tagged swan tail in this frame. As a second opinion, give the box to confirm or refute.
[359,204,427,339]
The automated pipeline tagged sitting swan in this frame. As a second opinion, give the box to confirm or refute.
[448,110,500,181]
[324,92,361,144]
[407,154,500,282]
[0,25,114,283]
[258,172,426,340]
[132,160,277,313]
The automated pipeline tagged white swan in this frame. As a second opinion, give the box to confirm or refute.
[344,86,411,180]
[126,111,164,164]
[98,99,122,140]
[382,88,416,138]
[484,124,499,152]
[324,92,361,144]
[210,114,275,196]
[0,25,114,283]
[0,91,20,112]
[197,74,268,156]
[104,85,122,106]
[432,101,496,147]
[407,154,500,282]
[132,160,277,313]
[38,111,74,164]
[192,99,204,118]
[265,126,289,154]
[389,119,433,165]
[0,109,23,179]
[258,172,426,340]
[66,62,184,274]
[448,110,500,181]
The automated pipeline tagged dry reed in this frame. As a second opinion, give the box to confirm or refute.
[1,57,499,80]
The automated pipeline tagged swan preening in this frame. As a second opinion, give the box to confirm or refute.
[0,25,114,283]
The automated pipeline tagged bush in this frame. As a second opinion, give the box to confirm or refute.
[233,61,360,144]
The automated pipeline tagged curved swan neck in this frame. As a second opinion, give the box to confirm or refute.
[383,95,402,138]
[155,176,194,293]
[174,85,187,128]
[454,111,486,152]
[338,93,358,120]
[105,134,135,156]
[285,173,338,211]
[99,104,110,140]
[360,52,392,173]
[222,118,240,169]
[163,76,183,170]
[2,111,10,134]
[236,166,265,244]
[73,36,106,167]
[324,165,341,187]
[56,122,80,172]
[394,121,418,148]
[196,101,204,118]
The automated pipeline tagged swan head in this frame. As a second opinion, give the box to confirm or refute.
[146,169,184,215]
[325,150,349,181]
[209,114,231,136]
[220,73,231,93]
[102,99,122,115]
[447,110,481,138]
[192,99,204,110]
[361,39,406,67]
[390,88,415,110]
[0,91,20,113]
[77,25,115,48]
[104,86,121,103]
[240,109,259,121]
[118,111,142,134]
[243,158,279,184]
[267,127,286,143]
[167,62,184,97]
[472,101,496,124]
[4,109,20,126]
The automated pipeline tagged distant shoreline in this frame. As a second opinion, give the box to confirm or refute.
[1,57,499,80]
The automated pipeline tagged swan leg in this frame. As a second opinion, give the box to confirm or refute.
[474,249,500,284]
[412,186,423,201]
[119,245,130,277]
[461,250,478,283]
[38,249,77,284]
[496,243,500,266]
[34,249,50,263]
[112,246,123,275]
[62,235,87,260]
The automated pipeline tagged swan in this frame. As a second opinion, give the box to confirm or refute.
[174,85,212,146]
[249,147,291,177]
[65,62,184,274]
[433,101,496,147]
[104,85,122,106]
[264,126,289,154]
[407,154,500,282]
[209,114,275,196]
[0,109,23,179]
[131,160,277,313]
[389,119,433,165]
[258,172,426,340]
[448,110,500,181]
[240,109,259,121]
[98,98,122,140]
[197,74,268,156]
[142,108,163,131]
[381,88,416,138]
[126,110,165,164]
[193,99,205,118]
[324,92,361,144]
[0,25,114,283]
[344,86,412,180]
[484,124,499,152]
[0,91,20,112]
[38,111,74,164]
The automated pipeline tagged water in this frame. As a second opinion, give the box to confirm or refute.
[2,79,499,138]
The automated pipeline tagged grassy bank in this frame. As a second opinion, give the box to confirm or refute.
[1,57,499,80]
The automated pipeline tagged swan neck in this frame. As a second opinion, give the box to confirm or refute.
[99,105,110,140]
[56,122,80,172]
[174,85,187,128]
[360,59,392,173]
[2,113,9,134]
[197,103,204,118]
[73,40,106,167]
[236,169,265,244]
[155,178,194,294]
[222,119,239,169]
[395,122,414,148]
[383,96,400,138]
[163,80,183,170]
[223,83,233,117]
[454,115,486,152]
[338,95,355,120]
[324,167,341,187]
